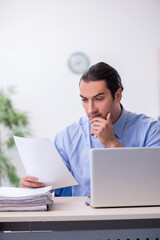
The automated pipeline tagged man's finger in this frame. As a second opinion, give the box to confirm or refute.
[90,117,106,124]
[20,181,45,188]
[106,112,112,123]
[23,176,38,182]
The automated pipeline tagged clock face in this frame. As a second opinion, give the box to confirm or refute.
[68,52,89,74]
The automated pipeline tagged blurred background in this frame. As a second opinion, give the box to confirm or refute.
[0,0,160,185]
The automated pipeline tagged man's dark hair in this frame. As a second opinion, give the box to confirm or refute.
[80,62,124,100]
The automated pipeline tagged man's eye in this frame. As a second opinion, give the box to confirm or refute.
[95,98,104,101]
[81,98,88,102]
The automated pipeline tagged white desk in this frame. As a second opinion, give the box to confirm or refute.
[1,197,160,240]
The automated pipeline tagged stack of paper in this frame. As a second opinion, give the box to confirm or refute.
[0,186,53,211]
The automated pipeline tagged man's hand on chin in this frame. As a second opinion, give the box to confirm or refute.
[90,113,124,148]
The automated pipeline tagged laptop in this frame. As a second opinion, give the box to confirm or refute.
[89,147,160,208]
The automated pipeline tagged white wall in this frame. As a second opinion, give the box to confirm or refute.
[0,0,160,180]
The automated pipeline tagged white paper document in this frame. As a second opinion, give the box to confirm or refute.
[14,136,78,189]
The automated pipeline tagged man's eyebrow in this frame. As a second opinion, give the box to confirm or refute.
[80,93,105,99]
[80,95,87,98]
[93,93,105,98]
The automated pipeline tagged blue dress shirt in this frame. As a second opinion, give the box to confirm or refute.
[54,107,160,196]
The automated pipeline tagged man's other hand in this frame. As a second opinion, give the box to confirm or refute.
[20,176,46,188]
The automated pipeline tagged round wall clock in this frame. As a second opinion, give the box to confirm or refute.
[68,52,90,74]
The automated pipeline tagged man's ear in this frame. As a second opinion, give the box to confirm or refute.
[114,88,122,103]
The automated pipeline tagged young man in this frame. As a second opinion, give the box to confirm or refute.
[21,62,160,196]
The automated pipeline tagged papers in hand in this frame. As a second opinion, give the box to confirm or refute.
[0,186,53,211]
[14,136,78,189]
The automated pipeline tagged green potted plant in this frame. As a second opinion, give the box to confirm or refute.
[0,88,30,187]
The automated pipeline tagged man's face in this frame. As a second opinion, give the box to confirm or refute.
[80,80,121,123]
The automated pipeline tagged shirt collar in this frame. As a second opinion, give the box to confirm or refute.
[113,105,127,139]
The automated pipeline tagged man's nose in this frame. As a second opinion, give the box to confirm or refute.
[88,100,97,114]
